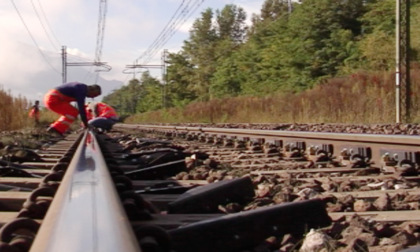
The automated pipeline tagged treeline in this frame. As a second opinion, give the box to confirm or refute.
[103,0,420,120]
[124,70,420,124]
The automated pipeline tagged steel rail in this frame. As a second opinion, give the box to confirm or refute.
[115,124,420,145]
[115,124,420,169]
[30,130,141,252]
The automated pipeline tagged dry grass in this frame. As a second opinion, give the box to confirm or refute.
[0,87,81,132]
[125,68,420,124]
[0,88,31,131]
[3,69,419,129]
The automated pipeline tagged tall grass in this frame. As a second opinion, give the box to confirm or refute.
[3,69,419,130]
[0,87,61,131]
[125,69,420,124]
[0,88,31,131]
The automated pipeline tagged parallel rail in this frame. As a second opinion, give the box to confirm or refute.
[115,123,420,172]
[114,123,420,224]
[3,124,420,251]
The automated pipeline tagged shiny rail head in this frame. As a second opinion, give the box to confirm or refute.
[29,130,140,252]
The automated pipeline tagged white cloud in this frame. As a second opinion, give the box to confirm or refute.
[0,0,265,102]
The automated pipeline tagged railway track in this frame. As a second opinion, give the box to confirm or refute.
[1,124,420,251]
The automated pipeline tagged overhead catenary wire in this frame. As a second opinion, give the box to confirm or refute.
[135,0,187,63]
[66,0,109,84]
[30,0,61,51]
[135,0,206,65]
[9,0,61,74]
[142,0,206,64]
[64,0,109,84]
[67,52,105,83]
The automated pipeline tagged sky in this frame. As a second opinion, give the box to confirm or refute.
[0,0,265,104]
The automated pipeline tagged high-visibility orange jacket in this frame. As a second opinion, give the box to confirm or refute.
[88,102,118,120]
[28,105,40,120]
[44,82,90,134]
[85,104,93,121]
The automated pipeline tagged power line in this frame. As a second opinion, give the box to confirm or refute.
[67,53,96,62]
[61,45,111,84]
[66,0,109,84]
[35,0,61,46]
[30,0,61,50]
[135,0,206,65]
[66,0,110,84]
[9,0,60,74]
[136,0,187,63]
[142,0,204,63]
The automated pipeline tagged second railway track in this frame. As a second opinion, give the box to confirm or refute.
[1,124,420,251]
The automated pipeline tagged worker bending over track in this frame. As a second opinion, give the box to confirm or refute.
[85,102,119,132]
[44,82,101,136]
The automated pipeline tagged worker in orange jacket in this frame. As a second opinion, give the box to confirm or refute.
[44,82,101,136]
[85,102,119,131]
[28,100,40,125]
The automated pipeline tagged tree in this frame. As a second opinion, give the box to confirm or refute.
[210,5,248,98]
[238,0,293,94]
[210,51,242,98]
[280,0,365,87]
[103,0,420,117]
[174,5,248,100]
[356,0,398,71]
[102,78,144,115]
[216,4,247,43]
[182,8,218,102]
[165,52,198,107]
[136,72,163,112]
[248,0,290,35]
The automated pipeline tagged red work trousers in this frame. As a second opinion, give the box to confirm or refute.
[44,89,79,134]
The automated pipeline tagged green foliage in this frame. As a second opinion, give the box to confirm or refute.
[210,52,242,98]
[135,73,164,112]
[354,0,396,71]
[102,72,163,115]
[102,78,142,115]
[412,1,420,60]
[106,0,420,123]
[126,69,420,124]
[216,5,248,43]
[165,52,198,107]
[360,0,396,35]
[281,0,365,87]
[170,5,248,102]
[182,8,218,102]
